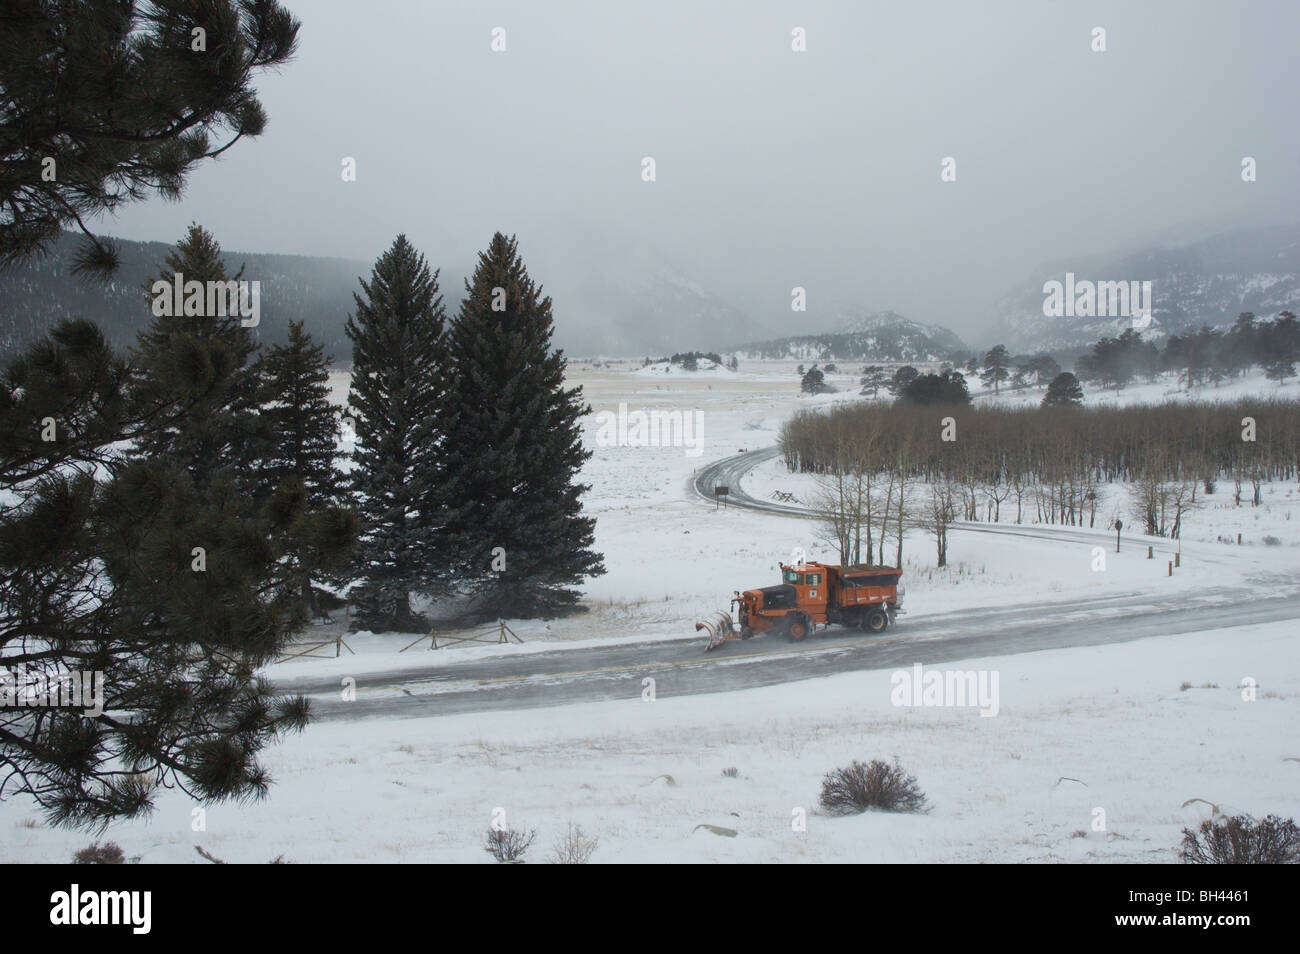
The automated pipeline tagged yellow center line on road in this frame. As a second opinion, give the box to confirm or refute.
[381,628,945,694]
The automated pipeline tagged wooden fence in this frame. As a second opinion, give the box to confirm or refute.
[401,620,524,652]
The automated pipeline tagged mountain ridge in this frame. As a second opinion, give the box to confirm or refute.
[732,307,969,363]
[990,223,1300,353]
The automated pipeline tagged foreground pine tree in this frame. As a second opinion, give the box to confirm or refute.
[345,236,447,631]
[129,224,265,499]
[0,321,319,828]
[439,233,604,618]
[255,321,355,617]
[0,0,300,278]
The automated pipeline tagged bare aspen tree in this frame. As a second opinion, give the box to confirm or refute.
[892,434,914,567]
[927,480,957,567]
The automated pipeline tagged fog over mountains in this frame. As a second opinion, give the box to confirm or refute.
[0,231,380,361]
[4,223,1299,363]
[0,230,757,361]
[991,223,1300,353]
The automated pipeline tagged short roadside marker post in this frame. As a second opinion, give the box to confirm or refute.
[1114,518,1122,553]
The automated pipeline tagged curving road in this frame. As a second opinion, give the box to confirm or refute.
[276,448,1299,723]
[693,446,1200,555]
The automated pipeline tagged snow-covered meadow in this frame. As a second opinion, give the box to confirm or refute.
[6,620,1295,864]
[3,360,1297,863]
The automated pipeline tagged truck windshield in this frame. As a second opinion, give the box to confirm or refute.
[782,570,800,584]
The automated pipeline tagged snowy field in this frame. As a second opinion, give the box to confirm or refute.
[5,622,1295,864]
[4,359,1298,862]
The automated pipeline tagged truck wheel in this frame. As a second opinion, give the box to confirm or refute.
[786,612,812,641]
[862,608,888,634]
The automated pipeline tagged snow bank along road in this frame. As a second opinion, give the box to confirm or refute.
[279,447,1300,723]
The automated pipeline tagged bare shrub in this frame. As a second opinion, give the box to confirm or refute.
[73,842,125,864]
[549,822,599,864]
[721,766,739,778]
[1180,814,1300,864]
[484,826,536,863]
[1263,535,1282,546]
[819,758,929,815]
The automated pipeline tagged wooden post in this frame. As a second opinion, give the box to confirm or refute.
[1147,545,1153,559]
[1237,532,1242,545]
[1168,560,1173,576]
[1175,552,1181,568]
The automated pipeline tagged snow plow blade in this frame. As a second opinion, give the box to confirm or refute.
[696,611,738,651]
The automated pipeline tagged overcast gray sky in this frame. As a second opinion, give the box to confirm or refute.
[97,0,1300,341]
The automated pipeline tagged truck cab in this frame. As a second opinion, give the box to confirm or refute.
[781,563,830,622]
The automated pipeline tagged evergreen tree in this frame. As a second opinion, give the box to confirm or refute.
[255,321,342,505]
[1042,371,1085,407]
[1,320,321,828]
[1081,334,1138,392]
[859,365,889,398]
[255,321,354,617]
[980,344,1011,394]
[129,224,265,499]
[438,233,604,618]
[1227,312,1258,376]
[800,365,830,394]
[1262,312,1299,384]
[888,365,920,396]
[1024,354,1061,387]
[345,235,447,632]
[897,369,971,405]
[0,0,300,278]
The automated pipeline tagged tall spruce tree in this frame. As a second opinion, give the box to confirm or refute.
[345,235,447,632]
[255,321,342,504]
[439,232,604,618]
[254,321,354,617]
[1,320,324,828]
[130,224,266,499]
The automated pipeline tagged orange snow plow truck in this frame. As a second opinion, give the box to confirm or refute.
[696,561,903,651]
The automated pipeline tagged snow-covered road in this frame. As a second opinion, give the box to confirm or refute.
[277,448,1299,723]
